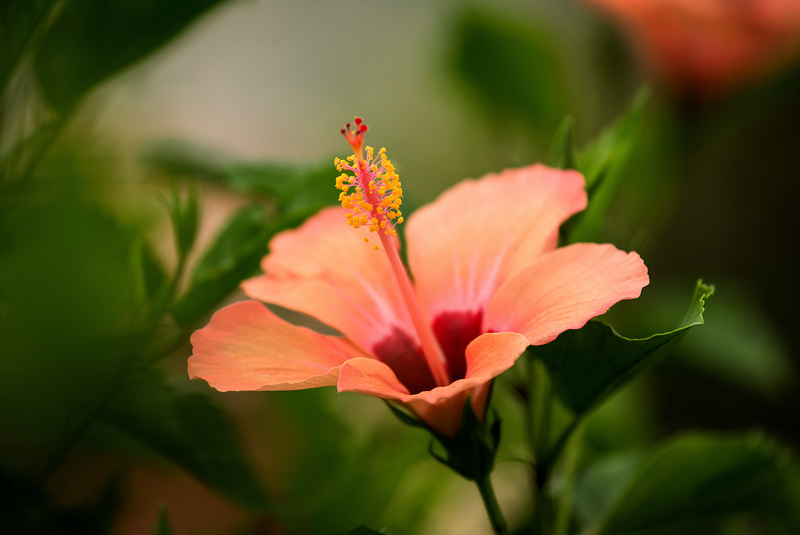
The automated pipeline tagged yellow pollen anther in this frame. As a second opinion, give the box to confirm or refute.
[335,124,404,246]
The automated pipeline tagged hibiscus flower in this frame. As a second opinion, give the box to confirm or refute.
[584,0,800,97]
[188,118,649,438]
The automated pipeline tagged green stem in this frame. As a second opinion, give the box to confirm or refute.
[476,475,508,535]
[533,480,551,535]
[535,372,554,463]
[540,416,581,479]
[553,425,583,535]
[0,0,59,96]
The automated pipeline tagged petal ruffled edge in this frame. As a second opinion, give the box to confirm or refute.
[406,164,587,317]
[242,206,416,356]
[485,243,649,345]
[189,300,369,392]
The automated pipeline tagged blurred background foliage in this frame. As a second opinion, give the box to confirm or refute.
[1,0,800,534]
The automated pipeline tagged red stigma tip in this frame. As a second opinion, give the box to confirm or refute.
[341,116,368,155]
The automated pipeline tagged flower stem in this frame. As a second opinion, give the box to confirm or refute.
[476,475,508,535]
[540,416,581,479]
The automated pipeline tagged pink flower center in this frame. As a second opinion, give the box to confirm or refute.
[432,310,483,384]
[370,310,483,394]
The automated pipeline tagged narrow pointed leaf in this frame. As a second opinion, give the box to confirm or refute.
[0,0,55,92]
[545,115,577,170]
[144,142,335,219]
[224,161,335,217]
[169,157,336,328]
[170,204,271,328]
[533,280,714,416]
[567,87,649,243]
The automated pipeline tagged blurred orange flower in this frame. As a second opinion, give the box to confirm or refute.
[586,0,800,96]
[188,122,648,438]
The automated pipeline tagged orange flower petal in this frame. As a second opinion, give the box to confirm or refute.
[485,243,649,345]
[242,207,416,355]
[188,300,367,392]
[405,164,587,319]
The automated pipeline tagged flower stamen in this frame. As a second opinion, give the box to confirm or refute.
[335,137,404,242]
[335,117,450,388]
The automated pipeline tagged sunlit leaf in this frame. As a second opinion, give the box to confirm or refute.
[103,367,270,511]
[533,280,714,416]
[33,0,227,114]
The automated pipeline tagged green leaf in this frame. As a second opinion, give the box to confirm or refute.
[144,141,336,219]
[158,183,199,261]
[33,0,227,114]
[591,433,800,534]
[102,367,270,511]
[127,235,168,314]
[567,87,649,243]
[572,449,646,526]
[533,280,714,417]
[448,6,569,136]
[170,204,272,328]
[168,155,337,328]
[0,0,56,93]
[660,285,793,397]
[545,115,578,170]
[225,160,335,217]
[139,238,169,302]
